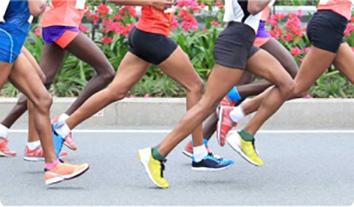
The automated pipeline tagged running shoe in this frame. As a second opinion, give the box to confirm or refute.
[24,146,68,162]
[52,123,66,158]
[217,106,237,147]
[192,153,234,171]
[219,96,237,107]
[0,137,16,157]
[226,132,264,166]
[45,162,89,185]
[52,117,78,151]
[138,148,169,189]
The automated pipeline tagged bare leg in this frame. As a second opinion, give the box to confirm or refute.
[158,65,244,156]
[66,52,149,129]
[333,43,354,83]
[158,47,204,146]
[9,54,56,163]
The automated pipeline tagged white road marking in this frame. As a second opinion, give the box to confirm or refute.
[8,129,354,134]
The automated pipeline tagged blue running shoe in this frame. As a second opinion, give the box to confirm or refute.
[51,123,65,158]
[192,153,234,171]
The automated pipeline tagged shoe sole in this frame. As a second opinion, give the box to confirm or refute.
[191,164,232,171]
[182,150,193,159]
[64,142,78,151]
[138,149,168,189]
[24,154,68,162]
[0,150,15,158]
[226,135,262,167]
[46,165,90,186]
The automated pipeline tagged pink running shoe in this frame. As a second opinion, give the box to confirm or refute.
[0,137,16,157]
[182,141,193,158]
[24,146,68,161]
[217,106,237,147]
[219,96,237,107]
[52,117,78,151]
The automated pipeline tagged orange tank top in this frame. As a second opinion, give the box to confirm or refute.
[136,6,173,36]
[40,0,87,28]
[317,0,353,20]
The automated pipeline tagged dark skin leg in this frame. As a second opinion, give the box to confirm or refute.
[1,33,115,141]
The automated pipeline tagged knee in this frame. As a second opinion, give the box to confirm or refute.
[34,92,52,111]
[292,83,309,98]
[105,86,127,102]
[185,78,205,95]
[101,67,115,84]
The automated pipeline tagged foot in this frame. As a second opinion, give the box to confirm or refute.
[52,124,66,158]
[226,132,264,166]
[217,106,237,147]
[24,146,68,162]
[52,117,78,151]
[45,162,89,185]
[138,148,169,189]
[0,137,16,157]
[192,153,234,171]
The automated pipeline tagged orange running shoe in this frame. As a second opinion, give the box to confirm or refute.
[24,146,68,161]
[217,106,237,147]
[0,137,16,157]
[45,162,89,185]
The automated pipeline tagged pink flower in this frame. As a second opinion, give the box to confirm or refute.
[171,16,178,30]
[291,47,302,56]
[284,32,293,42]
[344,23,354,37]
[177,0,199,11]
[87,11,99,25]
[97,3,110,17]
[269,27,283,40]
[101,36,113,44]
[119,6,136,17]
[178,9,198,31]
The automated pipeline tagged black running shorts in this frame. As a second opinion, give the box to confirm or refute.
[128,27,178,65]
[307,10,348,53]
[213,22,259,70]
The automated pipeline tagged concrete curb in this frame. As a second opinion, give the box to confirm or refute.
[0,98,353,130]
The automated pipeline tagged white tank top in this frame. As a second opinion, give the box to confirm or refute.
[223,0,261,32]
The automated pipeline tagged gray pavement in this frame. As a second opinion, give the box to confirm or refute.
[1,131,354,206]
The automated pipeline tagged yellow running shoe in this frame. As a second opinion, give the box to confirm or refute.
[138,148,169,189]
[226,132,264,167]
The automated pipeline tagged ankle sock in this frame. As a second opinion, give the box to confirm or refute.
[55,122,71,138]
[193,144,208,162]
[151,147,166,162]
[58,113,69,122]
[44,159,60,170]
[27,140,41,150]
[230,106,245,122]
[0,124,9,138]
[227,86,242,102]
[239,130,255,142]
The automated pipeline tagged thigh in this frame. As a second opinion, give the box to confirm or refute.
[66,33,113,73]
[261,38,298,78]
[0,62,12,88]
[158,46,202,88]
[294,46,336,95]
[108,52,150,92]
[333,43,354,83]
[21,47,46,82]
[246,49,293,86]
[9,54,48,102]
[39,43,66,82]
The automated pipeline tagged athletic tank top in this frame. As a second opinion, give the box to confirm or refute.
[317,0,353,20]
[136,6,173,36]
[0,0,32,34]
[223,0,261,32]
[40,0,87,28]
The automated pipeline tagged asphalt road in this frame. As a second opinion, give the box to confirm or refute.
[1,130,354,206]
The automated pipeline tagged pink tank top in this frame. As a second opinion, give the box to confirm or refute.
[40,0,87,28]
[317,0,353,20]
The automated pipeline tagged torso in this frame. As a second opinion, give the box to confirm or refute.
[136,6,173,36]
[317,0,353,20]
[0,0,32,34]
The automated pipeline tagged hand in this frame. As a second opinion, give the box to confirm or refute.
[150,0,173,10]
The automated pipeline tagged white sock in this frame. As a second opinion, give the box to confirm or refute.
[0,124,9,138]
[58,113,69,122]
[27,140,41,150]
[230,106,245,123]
[55,122,71,138]
[193,144,208,162]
